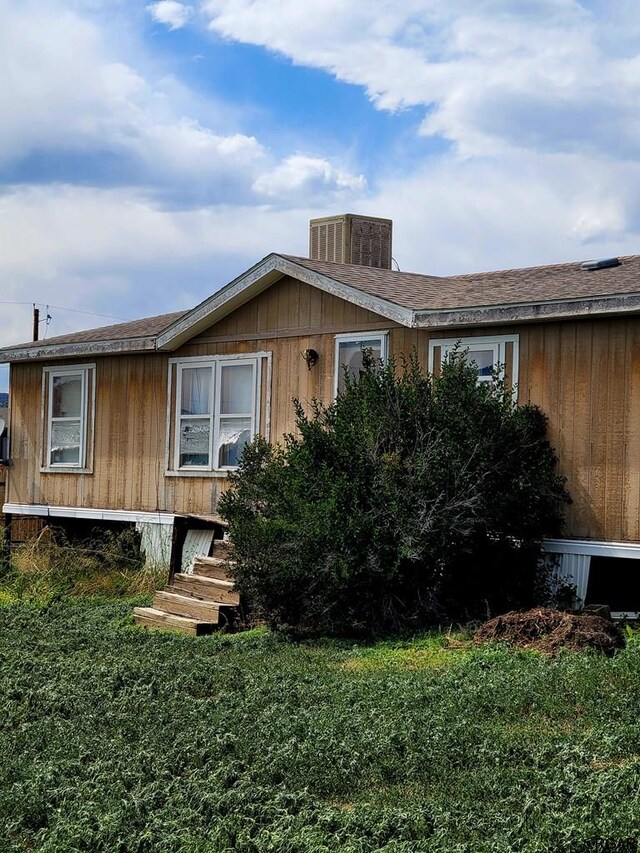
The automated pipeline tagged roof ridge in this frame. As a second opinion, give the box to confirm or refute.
[280,254,448,281]
[283,252,640,282]
[445,253,640,281]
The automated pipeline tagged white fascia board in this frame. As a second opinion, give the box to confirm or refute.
[156,254,413,351]
[543,537,640,559]
[3,503,176,526]
[0,337,157,363]
[279,258,413,328]
[413,292,640,329]
[157,255,285,350]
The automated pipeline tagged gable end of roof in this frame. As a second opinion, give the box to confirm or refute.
[156,254,415,350]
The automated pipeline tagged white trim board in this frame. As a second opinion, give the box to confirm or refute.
[3,503,176,526]
[543,538,640,559]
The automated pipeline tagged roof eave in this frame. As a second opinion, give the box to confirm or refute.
[0,336,158,364]
[156,254,414,350]
[412,291,640,328]
[157,254,286,350]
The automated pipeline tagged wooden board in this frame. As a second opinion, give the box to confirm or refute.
[153,591,221,622]
[170,573,241,605]
[133,606,217,636]
[192,555,234,581]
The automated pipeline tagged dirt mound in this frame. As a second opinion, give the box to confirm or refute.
[474,607,625,656]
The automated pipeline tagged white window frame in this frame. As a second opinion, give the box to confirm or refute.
[333,331,389,397]
[174,360,215,471]
[42,363,95,472]
[428,334,519,387]
[167,352,270,476]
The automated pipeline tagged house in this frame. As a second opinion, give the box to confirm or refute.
[2,213,640,616]
[0,391,7,526]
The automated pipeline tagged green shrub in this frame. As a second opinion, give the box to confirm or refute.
[220,351,570,636]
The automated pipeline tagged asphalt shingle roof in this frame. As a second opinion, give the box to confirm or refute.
[2,252,639,359]
[3,311,187,352]
[283,254,640,311]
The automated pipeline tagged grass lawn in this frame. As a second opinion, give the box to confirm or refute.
[1,600,640,852]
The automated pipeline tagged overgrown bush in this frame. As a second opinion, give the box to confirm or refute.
[220,351,571,636]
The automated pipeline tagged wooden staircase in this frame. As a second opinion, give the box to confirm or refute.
[134,540,240,636]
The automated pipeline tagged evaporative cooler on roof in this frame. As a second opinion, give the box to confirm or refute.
[309,214,393,269]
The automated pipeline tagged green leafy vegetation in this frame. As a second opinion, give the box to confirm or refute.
[1,600,640,852]
[221,351,570,636]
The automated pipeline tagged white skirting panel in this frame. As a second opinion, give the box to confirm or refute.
[553,553,591,606]
[180,529,215,574]
[136,521,173,570]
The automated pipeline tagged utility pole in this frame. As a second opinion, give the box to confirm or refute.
[32,305,39,342]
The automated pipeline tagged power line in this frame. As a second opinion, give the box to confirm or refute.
[0,301,128,322]
[46,305,128,322]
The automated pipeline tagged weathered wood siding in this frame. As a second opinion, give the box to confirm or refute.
[6,274,640,542]
[517,317,640,542]
[6,278,398,518]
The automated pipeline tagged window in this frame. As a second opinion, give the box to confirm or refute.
[170,354,269,473]
[428,335,519,388]
[43,364,95,470]
[334,332,388,395]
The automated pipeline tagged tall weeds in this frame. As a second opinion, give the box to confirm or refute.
[0,526,166,602]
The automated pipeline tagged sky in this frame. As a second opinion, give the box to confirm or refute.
[1,0,640,391]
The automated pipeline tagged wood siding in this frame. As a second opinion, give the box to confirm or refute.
[6,274,640,543]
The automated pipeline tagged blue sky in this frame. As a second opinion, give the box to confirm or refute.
[1,0,640,391]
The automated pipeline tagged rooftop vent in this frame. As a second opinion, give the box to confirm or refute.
[581,257,621,271]
[309,214,393,269]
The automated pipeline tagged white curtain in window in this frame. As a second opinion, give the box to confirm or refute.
[52,374,82,418]
[50,422,81,464]
[181,367,211,415]
[220,364,253,414]
[217,418,251,467]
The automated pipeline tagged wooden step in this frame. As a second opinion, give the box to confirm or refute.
[133,607,217,636]
[153,590,221,622]
[170,573,241,606]
[212,540,235,560]
[192,555,235,580]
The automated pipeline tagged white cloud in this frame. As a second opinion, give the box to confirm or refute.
[198,0,640,266]
[369,150,640,276]
[3,0,640,391]
[202,0,640,160]
[0,1,359,208]
[0,183,312,349]
[146,1,193,30]
[0,3,252,190]
[253,155,366,200]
